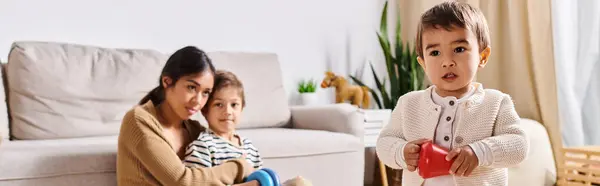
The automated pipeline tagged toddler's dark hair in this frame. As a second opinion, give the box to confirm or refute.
[415,1,490,57]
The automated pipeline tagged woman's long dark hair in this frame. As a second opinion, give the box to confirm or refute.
[139,46,216,105]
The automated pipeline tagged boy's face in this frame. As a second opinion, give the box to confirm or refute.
[417,25,490,94]
[203,87,243,134]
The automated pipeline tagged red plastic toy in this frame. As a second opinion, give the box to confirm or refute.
[418,141,454,179]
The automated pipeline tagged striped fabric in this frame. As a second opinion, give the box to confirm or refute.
[184,130,262,169]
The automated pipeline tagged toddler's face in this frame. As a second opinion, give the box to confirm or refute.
[203,87,243,134]
[417,25,490,93]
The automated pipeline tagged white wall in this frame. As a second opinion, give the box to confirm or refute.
[0,0,390,105]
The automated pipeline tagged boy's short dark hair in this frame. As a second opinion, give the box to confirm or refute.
[202,70,246,113]
[415,1,490,57]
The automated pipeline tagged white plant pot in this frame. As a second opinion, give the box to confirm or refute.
[299,93,318,106]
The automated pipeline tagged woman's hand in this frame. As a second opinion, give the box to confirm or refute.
[232,180,259,186]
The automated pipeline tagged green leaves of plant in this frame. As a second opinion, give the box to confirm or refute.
[349,0,425,109]
[298,79,317,93]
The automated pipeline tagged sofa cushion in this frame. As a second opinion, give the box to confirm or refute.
[0,136,117,181]
[207,52,290,129]
[258,149,363,186]
[0,129,360,182]
[237,128,362,158]
[7,41,168,139]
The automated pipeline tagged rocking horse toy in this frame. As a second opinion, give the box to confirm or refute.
[320,71,370,108]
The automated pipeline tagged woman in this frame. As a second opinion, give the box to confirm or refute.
[116,46,258,186]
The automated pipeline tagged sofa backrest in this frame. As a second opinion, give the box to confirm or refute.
[4,41,290,140]
[6,41,168,140]
[207,52,290,129]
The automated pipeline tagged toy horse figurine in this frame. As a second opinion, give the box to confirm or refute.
[321,71,370,108]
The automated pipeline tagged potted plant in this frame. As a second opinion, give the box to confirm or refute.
[350,0,426,111]
[297,79,318,106]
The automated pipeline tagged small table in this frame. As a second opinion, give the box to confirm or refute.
[364,139,389,186]
[363,109,392,186]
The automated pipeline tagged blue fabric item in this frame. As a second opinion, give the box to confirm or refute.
[246,170,274,186]
[260,168,281,186]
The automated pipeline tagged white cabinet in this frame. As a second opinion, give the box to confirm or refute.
[362,109,391,147]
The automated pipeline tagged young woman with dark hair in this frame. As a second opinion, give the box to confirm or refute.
[117,46,257,186]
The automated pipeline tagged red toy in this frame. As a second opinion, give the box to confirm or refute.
[418,141,455,179]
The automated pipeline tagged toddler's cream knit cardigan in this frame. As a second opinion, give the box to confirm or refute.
[376,83,529,186]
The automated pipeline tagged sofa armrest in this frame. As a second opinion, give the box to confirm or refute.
[507,118,556,186]
[290,103,364,138]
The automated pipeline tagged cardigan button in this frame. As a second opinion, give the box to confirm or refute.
[446,116,452,121]
[449,100,455,106]
[455,136,464,144]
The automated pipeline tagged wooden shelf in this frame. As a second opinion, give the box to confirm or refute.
[557,146,600,186]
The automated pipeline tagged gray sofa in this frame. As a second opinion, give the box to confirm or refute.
[0,41,365,186]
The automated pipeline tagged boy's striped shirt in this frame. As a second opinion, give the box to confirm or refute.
[183,130,262,169]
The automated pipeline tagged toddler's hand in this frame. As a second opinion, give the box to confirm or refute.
[446,146,479,177]
[403,138,430,172]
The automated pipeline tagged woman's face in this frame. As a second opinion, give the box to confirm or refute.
[163,72,214,121]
